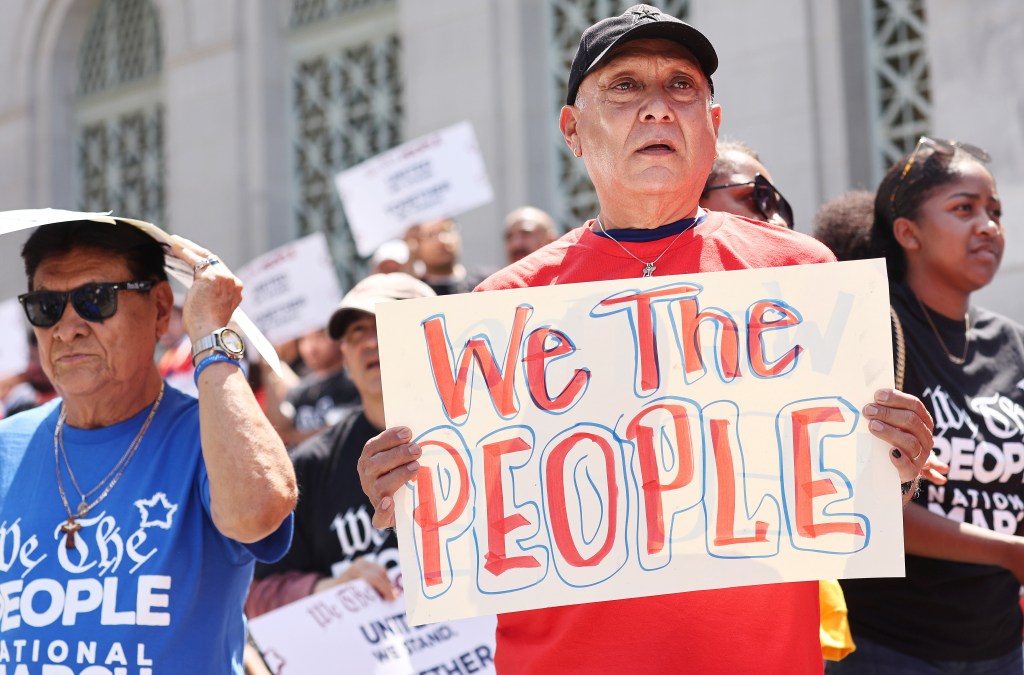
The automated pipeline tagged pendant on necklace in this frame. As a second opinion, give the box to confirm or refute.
[642,262,656,277]
[77,500,89,518]
[61,517,82,549]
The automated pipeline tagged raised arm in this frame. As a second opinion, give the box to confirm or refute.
[171,235,297,542]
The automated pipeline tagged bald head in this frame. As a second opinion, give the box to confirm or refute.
[504,206,557,263]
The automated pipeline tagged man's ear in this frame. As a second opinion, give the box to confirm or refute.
[892,217,921,251]
[152,281,174,340]
[559,105,582,157]
[710,103,722,139]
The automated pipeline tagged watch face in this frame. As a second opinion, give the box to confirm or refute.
[220,329,244,355]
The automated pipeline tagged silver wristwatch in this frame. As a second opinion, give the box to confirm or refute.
[191,327,245,364]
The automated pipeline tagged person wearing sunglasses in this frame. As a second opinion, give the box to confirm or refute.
[834,138,1024,673]
[700,140,795,229]
[0,217,297,673]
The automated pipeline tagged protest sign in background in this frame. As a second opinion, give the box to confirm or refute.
[237,231,343,345]
[248,580,497,675]
[0,297,29,379]
[335,121,494,257]
[376,259,902,625]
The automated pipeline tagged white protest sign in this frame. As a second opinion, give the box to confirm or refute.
[376,259,903,625]
[335,121,494,257]
[238,232,343,345]
[0,298,29,379]
[248,580,497,675]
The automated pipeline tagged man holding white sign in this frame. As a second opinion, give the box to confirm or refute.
[359,5,934,673]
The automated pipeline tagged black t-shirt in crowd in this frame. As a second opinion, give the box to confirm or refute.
[285,368,359,433]
[255,406,399,582]
[841,282,1024,661]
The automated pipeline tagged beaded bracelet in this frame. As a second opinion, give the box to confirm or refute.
[193,352,244,385]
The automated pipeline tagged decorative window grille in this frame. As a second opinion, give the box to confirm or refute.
[289,2,402,287]
[290,0,393,28]
[864,0,933,179]
[75,0,165,225]
[547,0,690,226]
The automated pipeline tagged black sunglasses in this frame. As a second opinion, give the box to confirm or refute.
[890,136,991,216]
[19,280,155,328]
[703,173,795,229]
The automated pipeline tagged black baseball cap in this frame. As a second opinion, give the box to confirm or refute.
[566,4,718,106]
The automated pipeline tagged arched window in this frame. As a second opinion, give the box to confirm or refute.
[547,0,691,226]
[289,0,403,287]
[865,0,933,179]
[74,0,165,224]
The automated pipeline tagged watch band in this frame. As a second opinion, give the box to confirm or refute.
[194,353,244,385]
[191,328,244,366]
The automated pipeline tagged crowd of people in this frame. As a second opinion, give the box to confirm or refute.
[0,3,1019,673]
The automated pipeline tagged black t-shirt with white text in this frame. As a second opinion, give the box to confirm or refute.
[842,282,1024,660]
[255,407,399,582]
[286,368,359,433]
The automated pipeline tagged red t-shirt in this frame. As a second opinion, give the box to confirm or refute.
[477,210,835,675]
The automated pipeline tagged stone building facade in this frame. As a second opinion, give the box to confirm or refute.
[0,0,1021,317]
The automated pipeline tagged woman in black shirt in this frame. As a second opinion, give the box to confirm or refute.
[834,138,1024,673]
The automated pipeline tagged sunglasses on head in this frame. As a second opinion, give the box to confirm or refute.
[19,280,155,328]
[890,136,991,216]
[703,173,795,229]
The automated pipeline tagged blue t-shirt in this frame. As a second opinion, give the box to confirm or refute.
[0,385,292,674]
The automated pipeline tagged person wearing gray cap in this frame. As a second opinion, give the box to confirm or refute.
[358,6,935,673]
[246,273,435,617]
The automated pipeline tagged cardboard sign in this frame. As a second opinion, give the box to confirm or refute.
[248,580,497,675]
[0,298,29,379]
[376,259,903,625]
[335,121,494,257]
[237,232,343,345]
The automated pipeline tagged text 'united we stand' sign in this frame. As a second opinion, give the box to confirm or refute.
[376,259,903,625]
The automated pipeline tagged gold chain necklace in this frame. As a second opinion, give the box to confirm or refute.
[595,216,698,277]
[913,293,970,366]
[54,382,165,549]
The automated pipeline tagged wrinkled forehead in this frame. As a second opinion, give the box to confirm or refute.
[591,37,704,78]
[31,246,132,290]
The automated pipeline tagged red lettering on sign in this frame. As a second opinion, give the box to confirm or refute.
[414,439,471,586]
[676,298,740,380]
[422,305,531,421]
[790,406,864,538]
[482,434,540,575]
[748,301,803,378]
[709,419,769,546]
[546,432,618,567]
[597,286,701,394]
[523,327,590,412]
[625,404,697,554]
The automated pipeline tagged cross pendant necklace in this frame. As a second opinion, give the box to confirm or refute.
[595,216,699,278]
[61,517,82,549]
[52,382,166,550]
